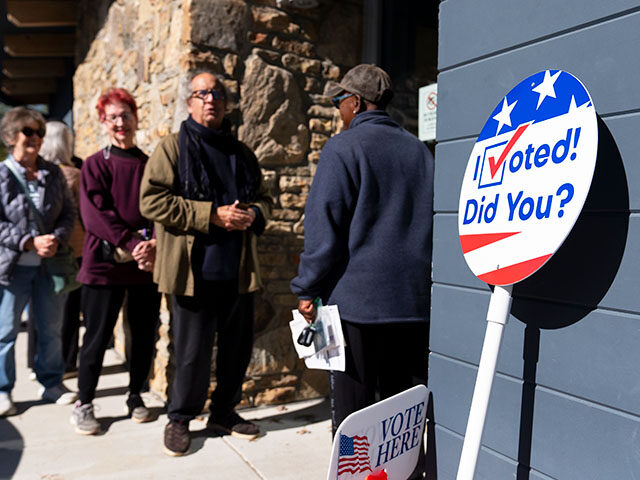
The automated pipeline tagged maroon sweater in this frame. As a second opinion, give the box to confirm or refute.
[77,146,153,285]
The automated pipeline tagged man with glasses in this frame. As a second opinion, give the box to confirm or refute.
[140,72,272,456]
[291,65,434,476]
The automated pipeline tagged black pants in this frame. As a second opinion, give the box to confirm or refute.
[168,279,254,423]
[61,284,82,372]
[77,283,160,404]
[330,320,429,434]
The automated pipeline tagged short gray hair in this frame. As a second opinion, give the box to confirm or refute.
[39,121,74,166]
[0,106,46,149]
[187,72,231,113]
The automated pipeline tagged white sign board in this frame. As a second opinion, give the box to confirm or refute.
[327,385,429,480]
[458,70,598,285]
[418,83,437,142]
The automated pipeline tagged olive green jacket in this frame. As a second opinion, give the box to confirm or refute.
[139,133,272,296]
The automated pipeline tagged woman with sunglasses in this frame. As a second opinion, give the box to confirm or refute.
[71,88,160,435]
[0,107,78,417]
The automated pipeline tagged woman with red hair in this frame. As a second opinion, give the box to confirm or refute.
[71,88,160,435]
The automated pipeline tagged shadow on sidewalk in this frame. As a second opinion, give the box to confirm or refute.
[97,406,166,434]
[0,419,23,478]
[254,397,330,432]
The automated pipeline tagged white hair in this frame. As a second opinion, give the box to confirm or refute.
[40,121,74,166]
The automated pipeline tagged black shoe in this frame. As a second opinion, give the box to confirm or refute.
[163,420,190,456]
[207,411,260,440]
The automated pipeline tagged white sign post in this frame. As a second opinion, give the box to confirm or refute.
[456,70,598,479]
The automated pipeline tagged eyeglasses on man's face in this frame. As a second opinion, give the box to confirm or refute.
[191,89,226,101]
[331,92,355,109]
[104,112,134,124]
[21,126,45,138]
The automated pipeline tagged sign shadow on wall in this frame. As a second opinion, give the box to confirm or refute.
[510,116,629,479]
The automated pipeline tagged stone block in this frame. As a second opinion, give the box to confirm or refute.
[266,220,292,234]
[280,192,308,209]
[309,118,331,134]
[251,6,297,34]
[297,368,329,399]
[239,54,309,166]
[271,208,301,221]
[271,36,314,57]
[306,104,335,118]
[310,133,328,150]
[281,53,321,75]
[307,150,321,163]
[251,47,280,64]
[248,31,270,45]
[317,3,361,67]
[293,215,305,235]
[322,61,341,80]
[304,76,321,93]
[247,327,299,375]
[223,53,240,77]
[187,0,251,51]
[279,175,311,193]
[255,386,296,405]
[273,293,298,307]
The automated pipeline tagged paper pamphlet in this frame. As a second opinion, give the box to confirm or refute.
[289,305,346,372]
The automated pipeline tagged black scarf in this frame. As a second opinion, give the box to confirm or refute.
[177,116,260,204]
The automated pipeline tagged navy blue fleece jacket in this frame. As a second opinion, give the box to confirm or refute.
[290,110,434,324]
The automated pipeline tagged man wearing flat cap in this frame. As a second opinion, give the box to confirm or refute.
[291,64,434,439]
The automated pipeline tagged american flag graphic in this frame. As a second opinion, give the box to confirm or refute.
[337,434,371,478]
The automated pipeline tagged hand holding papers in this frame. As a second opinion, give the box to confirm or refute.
[290,304,346,372]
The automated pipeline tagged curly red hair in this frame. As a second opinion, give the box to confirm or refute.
[96,88,138,121]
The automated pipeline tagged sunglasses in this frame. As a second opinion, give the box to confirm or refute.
[331,92,354,109]
[191,89,225,101]
[21,126,45,138]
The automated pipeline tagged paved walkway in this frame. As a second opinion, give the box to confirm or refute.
[0,328,333,479]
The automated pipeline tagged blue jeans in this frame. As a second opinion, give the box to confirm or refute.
[0,265,65,393]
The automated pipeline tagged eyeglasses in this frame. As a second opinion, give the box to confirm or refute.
[104,112,135,124]
[331,92,354,109]
[21,126,45,138]
[191,89,226,101]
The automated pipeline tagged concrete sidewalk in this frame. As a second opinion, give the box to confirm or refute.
[0,328,333,479]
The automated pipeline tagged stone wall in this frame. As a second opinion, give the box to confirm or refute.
[73,0,362,407]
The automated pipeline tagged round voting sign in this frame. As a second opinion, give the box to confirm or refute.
[458,70,598,286]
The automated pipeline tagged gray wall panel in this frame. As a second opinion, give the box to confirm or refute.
[431,213,483,288]
[430,355,640,479]
[439,0,640,70]
[434,3,640,478]
[434,425,525,480]
[433,139,475,213]
[437,11,640,142]
[431,284,640,416]
[530,389,640,479]
[429,354,523,459]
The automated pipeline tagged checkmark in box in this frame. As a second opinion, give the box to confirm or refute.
[478,140,508,189]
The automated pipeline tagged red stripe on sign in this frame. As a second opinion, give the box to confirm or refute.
[459,232,521,254]
[478,254,553,285]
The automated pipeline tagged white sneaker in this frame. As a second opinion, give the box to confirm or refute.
[38,384,78,405]
[28,369,36,381]
[0,392,17,416]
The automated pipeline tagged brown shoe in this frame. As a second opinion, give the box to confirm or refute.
[207,411,260,440]
[163,420,190,456]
